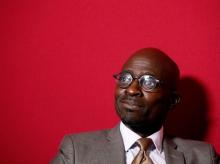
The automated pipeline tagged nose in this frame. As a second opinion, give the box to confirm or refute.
[125,79,142,96]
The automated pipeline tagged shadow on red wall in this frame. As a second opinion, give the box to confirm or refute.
[165,76,208,140]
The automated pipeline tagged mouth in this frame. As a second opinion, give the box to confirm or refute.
[120,99,144,111]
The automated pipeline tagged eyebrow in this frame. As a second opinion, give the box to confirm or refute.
[122,69,157,78]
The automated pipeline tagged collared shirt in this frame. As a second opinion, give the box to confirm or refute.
[120,122,166,164]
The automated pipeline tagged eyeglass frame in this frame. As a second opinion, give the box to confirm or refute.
[113,70,164,92]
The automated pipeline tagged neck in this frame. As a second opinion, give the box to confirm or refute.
[123,121,162,137]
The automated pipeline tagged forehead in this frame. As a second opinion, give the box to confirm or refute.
[122,55,162,78]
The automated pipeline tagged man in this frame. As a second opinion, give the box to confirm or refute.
[52,48,219,164]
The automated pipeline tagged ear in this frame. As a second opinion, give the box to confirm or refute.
[169,91,180,109]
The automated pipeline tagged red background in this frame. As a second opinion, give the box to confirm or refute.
[1,0,220,163]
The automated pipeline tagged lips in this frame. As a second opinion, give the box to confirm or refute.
[121,100,140,106]
[120,98,144,110]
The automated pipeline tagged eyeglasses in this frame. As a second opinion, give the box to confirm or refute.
[113,71,163,92]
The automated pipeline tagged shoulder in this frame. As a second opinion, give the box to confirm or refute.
[62,129,111,146]
[170,137,215,152]
[51,129,112,163]
[173,137,213,150]
[165,137,219,163]
[171,137,211,147]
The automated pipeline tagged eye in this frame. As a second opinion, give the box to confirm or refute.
[140,75,157,90]
[118,72,133,87]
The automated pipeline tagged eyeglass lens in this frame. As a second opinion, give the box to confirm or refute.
[116,72,159,91]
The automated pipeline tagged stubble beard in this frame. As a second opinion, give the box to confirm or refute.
[115,102,161,136]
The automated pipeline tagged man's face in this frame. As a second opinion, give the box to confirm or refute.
[115,54,173,133]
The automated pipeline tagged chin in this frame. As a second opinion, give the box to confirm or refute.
[122,118,146,127]
[122,118,162,135]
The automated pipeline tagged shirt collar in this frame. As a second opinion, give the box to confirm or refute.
[120,122,164,153]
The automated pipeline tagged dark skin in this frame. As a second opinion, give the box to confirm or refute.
[115,48,180,137]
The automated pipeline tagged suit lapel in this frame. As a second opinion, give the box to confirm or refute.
[163,137,185,164]
[105,125,126,164]
[103,126,186,164]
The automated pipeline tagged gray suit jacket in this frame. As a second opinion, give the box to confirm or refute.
[51,125,219,164]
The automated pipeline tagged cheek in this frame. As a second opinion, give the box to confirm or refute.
[142,92,170,115]
[143,91,161,101]
[114,85,124,100]
[142,92,169,109]
[114,86,122,110]
[114,87,127,117]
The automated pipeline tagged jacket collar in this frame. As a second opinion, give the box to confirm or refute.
[163,137,185,164]
[105,124,126,164]
[105,125,186,164]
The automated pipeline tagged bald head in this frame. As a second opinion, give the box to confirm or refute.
[122,48,180,90]
[115,48,180,136]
